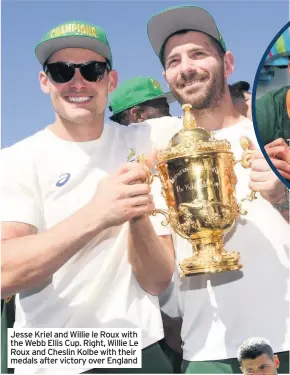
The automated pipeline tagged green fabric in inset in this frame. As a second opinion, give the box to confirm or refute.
[182,357,241,374]
[81,342,174,373]
[255,86,290,145]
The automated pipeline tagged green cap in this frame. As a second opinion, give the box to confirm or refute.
[147,5,227,64]
[109,76,176,115]
[35,20,113,67]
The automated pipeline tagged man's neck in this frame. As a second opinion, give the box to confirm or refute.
[49,114,105,142]
[189,93,246,131]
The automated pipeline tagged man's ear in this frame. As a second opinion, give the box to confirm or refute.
[224,51,234,78]
[274,354,280,369]
[130,107,140,123]
[39,71,50,94]
[108,70,118,93]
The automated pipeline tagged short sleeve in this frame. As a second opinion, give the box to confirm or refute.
[159,268,181,317]
[0,149,41,228]
[143,116,182,150]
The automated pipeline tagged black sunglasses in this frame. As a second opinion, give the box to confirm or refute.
[44,61,110,83]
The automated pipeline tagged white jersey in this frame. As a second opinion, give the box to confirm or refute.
[1,122,165,374]
[137,116,290,361]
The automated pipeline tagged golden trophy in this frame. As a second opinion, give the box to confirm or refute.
[140,104,256,277]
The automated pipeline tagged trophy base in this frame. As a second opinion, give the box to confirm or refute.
[179,237,242,277]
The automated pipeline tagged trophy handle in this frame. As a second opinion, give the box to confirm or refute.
[152,209,169,226]
[136,154,157,184]
[234,136,255,168]
[235,137,258,215]
[136,154,169,224]
[238,191,257,215]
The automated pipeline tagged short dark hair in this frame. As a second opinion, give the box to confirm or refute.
[109,108,131,125]
[161,29,226,67]
[229,81,251,102]
[109,103,148,126]
[237,337,275,365]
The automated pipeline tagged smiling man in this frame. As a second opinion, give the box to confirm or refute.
[141,5,290,374]
[0,21,175,374]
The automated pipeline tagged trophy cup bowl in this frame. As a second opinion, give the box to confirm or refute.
[140,104,256,277]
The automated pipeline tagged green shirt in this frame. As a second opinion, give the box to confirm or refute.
[255,86,290,145]
[1,298,15,374]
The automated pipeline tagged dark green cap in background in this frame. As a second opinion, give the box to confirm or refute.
[109,76,176,115]
[147,5,227,64]
[35,20,113,67]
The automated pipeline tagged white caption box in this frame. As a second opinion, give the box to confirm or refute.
[8,328,142,368]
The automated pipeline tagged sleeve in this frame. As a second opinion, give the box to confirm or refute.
[255,93,276,145]
[159,269,182,318]
[0,149,42,228]
[145,116,182,150]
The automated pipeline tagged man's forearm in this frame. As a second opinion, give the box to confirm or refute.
[1,205,105,298]
[128,216,174,296]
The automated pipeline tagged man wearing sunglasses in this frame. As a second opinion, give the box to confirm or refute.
[1,21,175,374]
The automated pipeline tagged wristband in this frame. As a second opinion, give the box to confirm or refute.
[272,189,289,211]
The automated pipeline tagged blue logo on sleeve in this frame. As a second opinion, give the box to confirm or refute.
[56,173,71,187]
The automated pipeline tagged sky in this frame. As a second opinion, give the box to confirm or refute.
[1,0,289,147]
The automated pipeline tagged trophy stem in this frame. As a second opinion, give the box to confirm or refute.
[179,236,242,277]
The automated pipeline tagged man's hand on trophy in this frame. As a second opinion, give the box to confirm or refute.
[89,158,156,229]
[249,149,288,205]
[135,149,158,185]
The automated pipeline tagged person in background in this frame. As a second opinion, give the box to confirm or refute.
[109,76,175,125]
[229,81,252,120]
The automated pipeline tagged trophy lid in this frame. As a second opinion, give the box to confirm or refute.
[157,104,231,162]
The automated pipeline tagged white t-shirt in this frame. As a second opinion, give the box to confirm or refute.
[1,122,165,374]
[129,116,181,149]
[140,117,290,361]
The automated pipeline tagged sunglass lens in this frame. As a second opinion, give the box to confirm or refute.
[47,63,75,83]
[81,62,106,82]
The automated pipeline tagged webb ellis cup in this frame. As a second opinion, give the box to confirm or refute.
[142,104,255,277]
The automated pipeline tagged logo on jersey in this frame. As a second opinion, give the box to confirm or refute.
[127,148,136,162]
[56,173,71,187]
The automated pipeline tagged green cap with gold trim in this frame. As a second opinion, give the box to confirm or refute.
[35,20,113,67]
[147,5,227,65]
[109,76,176,115]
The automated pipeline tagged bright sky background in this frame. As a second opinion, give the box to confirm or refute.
[2,0,289,147]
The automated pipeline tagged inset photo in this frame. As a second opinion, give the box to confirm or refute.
[253,22,290,188]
